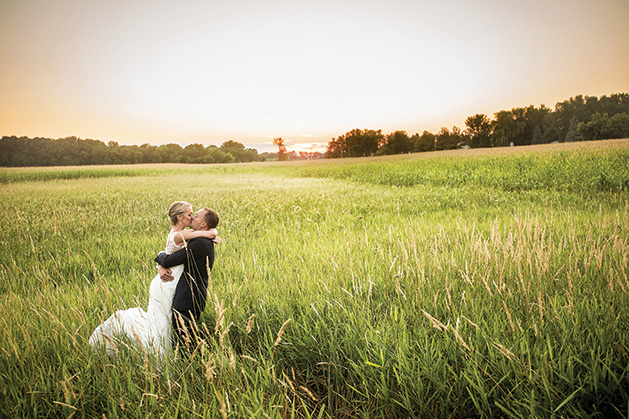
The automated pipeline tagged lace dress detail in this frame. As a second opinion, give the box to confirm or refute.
[165,230,179,254]
[89,229,184,359]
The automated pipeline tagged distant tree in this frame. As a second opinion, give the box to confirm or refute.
[273,137,288,161]
[120,145,144,164]
[604,113,629,139]
[220,140,245,161]
[344,128,383,157]
[380,130,412,155]
[465,114,492,148]
[599,93,629,116]
[324,129,383,158]
[207,146,234,163]
[578,113,607,141]
[565,115,583,142]
[325,137,344,158]
[183,143,207,163]
[510,108,530,146]
[0,135,266,166]
[435,127,463,150]
[219,140,261,162]
[546,95,597,142]
[0,136,26,166]
[155,143,184,163]
[492,110,523,147]
[525,105,551,145]
[579,112,629,141]
[531,124,544,145]
[138,143,157,163]
[412,130,436,152]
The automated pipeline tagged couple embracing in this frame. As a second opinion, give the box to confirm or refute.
[89,202,220,358]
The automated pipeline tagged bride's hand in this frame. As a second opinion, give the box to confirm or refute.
[158,265,174,282]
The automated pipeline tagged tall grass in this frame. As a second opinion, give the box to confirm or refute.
[0,164,272,184]
[293,149,629,193]
[1,144,628,417]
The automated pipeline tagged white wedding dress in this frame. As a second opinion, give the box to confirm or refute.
[89,230,184,358]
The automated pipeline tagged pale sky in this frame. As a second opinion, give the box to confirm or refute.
[1,0,628,152]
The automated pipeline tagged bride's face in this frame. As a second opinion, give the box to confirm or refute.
[178,205,193,227]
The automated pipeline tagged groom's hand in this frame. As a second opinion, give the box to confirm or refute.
[158,265,174,282]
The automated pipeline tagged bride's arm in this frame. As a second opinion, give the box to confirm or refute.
[173,228,218,246]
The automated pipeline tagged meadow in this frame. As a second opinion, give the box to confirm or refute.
[1,139,628,418]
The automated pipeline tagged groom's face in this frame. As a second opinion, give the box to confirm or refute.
[190,209,207,231]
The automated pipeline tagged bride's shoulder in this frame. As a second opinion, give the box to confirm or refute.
[167,229,181,241]
[165,229,181,253]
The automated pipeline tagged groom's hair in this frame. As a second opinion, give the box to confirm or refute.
[203,208,219,229]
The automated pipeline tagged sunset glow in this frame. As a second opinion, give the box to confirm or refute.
[1,0,628,152]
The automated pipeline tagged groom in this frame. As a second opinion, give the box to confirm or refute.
[155,207,219,349]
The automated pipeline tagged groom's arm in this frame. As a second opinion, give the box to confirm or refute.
[155,246,188,268]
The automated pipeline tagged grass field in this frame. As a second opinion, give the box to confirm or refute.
[1,139,629,418]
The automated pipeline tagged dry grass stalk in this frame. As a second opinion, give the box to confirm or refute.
[204,353,216,381]
[492,342,515,360]
[537,292,544,321]
[240,355,258,363]
[300,385,319,402]
[174,313,192,350]
[188,316,202,352]
[283,373,296,393]
[232,284,242,307]
[52,401,77,411]
[202,323,211,339]
[451,326,470,351]
[219,322,233,347]
[61,379,74,405]
[217,392,227,419]
[245,314,255,334]
[421,310,446,331]
[101,333,118,356]
[214,295,226,334]
[130,327,147,354]
[228,348,236,369]
[462,315,479,330]
[502,301,515,334]
[274,319,291,347]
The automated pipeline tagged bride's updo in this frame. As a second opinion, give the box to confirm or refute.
[168,201,192,226]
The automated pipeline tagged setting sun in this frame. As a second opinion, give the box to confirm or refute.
[1,0,628,152]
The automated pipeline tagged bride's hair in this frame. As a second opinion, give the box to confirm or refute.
[168,201,191,226]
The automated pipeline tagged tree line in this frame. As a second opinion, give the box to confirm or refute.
[3,92,628,167]
[324,93,629,158]
[0,138,266,167]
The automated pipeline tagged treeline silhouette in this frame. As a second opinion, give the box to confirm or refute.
[0,138,266,167]
[325,93,629,158]
[2,93,628,167]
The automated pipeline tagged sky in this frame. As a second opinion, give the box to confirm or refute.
[1,0,628,153]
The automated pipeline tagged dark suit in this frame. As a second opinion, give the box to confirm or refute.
[155,237,214,347]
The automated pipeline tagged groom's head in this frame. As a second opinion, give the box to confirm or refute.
[191,208,219,231]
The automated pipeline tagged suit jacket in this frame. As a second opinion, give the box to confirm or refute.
[155,237,214,320]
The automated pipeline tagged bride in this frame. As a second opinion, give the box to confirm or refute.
[89,201,218,358]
